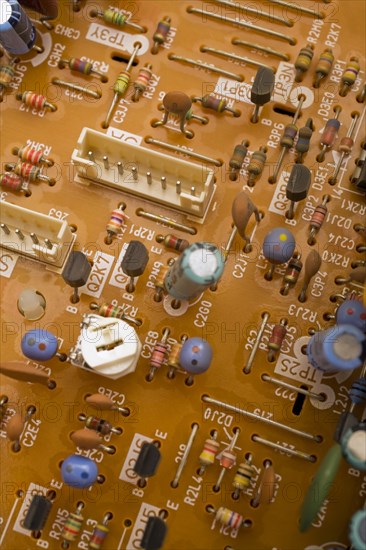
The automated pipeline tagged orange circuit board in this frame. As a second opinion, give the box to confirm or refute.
[0,1,366,549]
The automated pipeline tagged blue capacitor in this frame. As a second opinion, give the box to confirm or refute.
[349,509,366,550]
[61,455,99,489]
[164,242,224,301]
[179,337,213,374]
[336,299,366,333]
[341,423,366,471]
[262,227,296,265]
[0,0,36,55]
[21,329,58,361]
[307,324,365,373]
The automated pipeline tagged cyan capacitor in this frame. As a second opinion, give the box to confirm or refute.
[0,0,36,55]
[336,299,366,333]
[307,324,365,373]
[164,242,224,301]
[341,422,366,471]
[349,509,366,550]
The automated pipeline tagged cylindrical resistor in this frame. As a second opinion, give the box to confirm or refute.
[229,140,249,181]
[152,17,171,54]
[89,514,111,550]
[132,63,152,102]
[193,94,240,117]
[313,48,334,88]
[0,59,17,99]
[281,255,303,295]
[198,431,219,475]
[247,146,267,187]
[91,8,145,32]
[83,415,121,435]
[16,91,57,111]
[294,44,314,82]
[105,204,126,244]
[11,161,55,184]
[89,301,140,327]
[61,503,84,547]
[317,109,341,162]
[12,145,53,166]
[267,319,287,361]
[0,172,29,194]
[207,506,249,531]
[156,233,189,253]
[340,57,360,96]
[233,455,254,498]
[296,119,313,163]
[147,328,170,381]
[0,0,37,55]
[154,263,172,302]
[59,57,107,82]
[308,195,329,244]
[166,336,187,378]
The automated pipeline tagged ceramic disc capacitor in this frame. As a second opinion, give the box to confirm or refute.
[250,67,275,123]
[121,240,149,292]
[62,251,91,303]
[164,242,224,301]
[0,0,36,55]
[306,324,365,373]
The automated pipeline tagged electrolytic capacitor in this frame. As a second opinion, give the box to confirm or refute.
[21,329,67,362]
[262,228,296,280]
[141,514,168,550]
[19,0,58,18]
[58,57,107,82]
[295,119,313,163]
[341,422,366,472]
[133,63,153,102]
[229,140,249,180]
[62,251,91,303]
[0,0,37,55]
[308,195,329,244]
[317,107,341,163]
[281,255,302,295]
[198,431,219,475]
[298,250,321,302]
[179,337,213,385]
[164,242,224,302]
[133,441,161,485]
[121,240,149,292]
[61,455,99,489]
[61,503,84,548]
[12,145,53,166]
[147,328,170,381]
[247,146,267,186]
[156,233,189,253]
[285,164,311,219]
[267,319,287,361]
[89,513,111,550]
[233,454,254,498]
[313,48,334,88]
[294,44,314,82]
[151,16,171,54]
[193,93,240,117]
[105,204,126,244]
[340,57,360,96]
[23,494,53,532]
[250,66,275,123]
[349,509,366,550]
[307,324,365,373]
[335,299,366,332]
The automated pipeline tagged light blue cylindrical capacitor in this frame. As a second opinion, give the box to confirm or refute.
[164,242,224,300]
[0,0,36,55]
[349,509,366,550]
[336,299,366,333]
[341,423,366,471]
[307,324,365,373]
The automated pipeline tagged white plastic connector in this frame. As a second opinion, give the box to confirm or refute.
[0,201,75,271]
[71,128,215,222]
[77,314,141,379]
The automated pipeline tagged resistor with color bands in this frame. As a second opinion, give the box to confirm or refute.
[340,57,360,96]
[267,320,287,361]
[215,507,244,529]
[84,415,120,435]
[59,57,107,82]
[308,195,329,244]
[147,328,170,380]
[0,61,16,99]
[229,141,249,181]
[12,161,54,184]
[105,205,125,244]
[89,523,109,550]
[0,172,27,193]
[294,44,314,82]
[296,119,313,164]
[61,504,84,546]
[16,91,57,111]
[281,256,303,295]
[233,457,254,497]
[132,64,152,102]
[152,17,171,54]
[317,112,341,162]
[199,432,219,474]
[167,336,188,378]
[91,8,145,32]
[12,145,53,166]
[247,146,267,186]
[156,233,189,252]
[313,48,334,88]
[193,94,240,117]
[154,264,171,301]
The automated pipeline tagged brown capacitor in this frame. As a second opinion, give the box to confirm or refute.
[231,191,261,243]
[350,266,366,283]
[6,413,24,441]
[70,429,103,450]
[85,393,115,410]
[257,464,276,504]
[303,250,322,286]
[0,361,49,385]
[163,91,192,114]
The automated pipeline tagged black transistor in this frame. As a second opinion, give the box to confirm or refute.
[62,251,91,303]
[141,515,168,550]
[133,441,161,486]
[121,240,149,292]
[250,67,275,123]
[23,494,52,532]
[286,164,311,219]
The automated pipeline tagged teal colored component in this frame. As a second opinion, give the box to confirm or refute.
[341,422,366,471]
[349,509,366,550]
